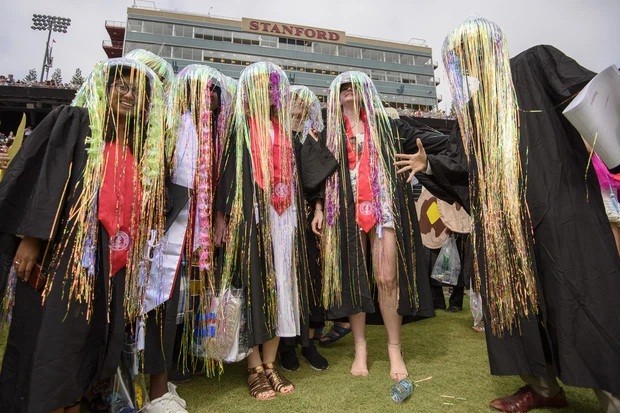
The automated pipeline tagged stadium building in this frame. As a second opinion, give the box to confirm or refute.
[104,7,441,109]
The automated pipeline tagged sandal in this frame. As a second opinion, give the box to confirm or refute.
[247,365,276,400]
[263,362,295,394]
[319,323,351,347]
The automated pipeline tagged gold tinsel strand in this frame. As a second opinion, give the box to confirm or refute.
[442,17,539,335]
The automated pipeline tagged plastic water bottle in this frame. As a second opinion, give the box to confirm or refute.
[108,392,136,413]
[391,378,414,403]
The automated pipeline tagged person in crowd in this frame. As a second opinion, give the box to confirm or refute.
[215,61,310,400]
[318,71,446,381]
[278,85,336,371]
[0,58,167,412]
[397,16,620,412]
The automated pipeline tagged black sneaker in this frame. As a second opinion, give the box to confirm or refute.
[168,365,193,383]
[447,305,463,312]
[301,343,328,370]
[280,345,300,371]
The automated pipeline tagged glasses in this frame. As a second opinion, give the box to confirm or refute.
[113,82,138,96]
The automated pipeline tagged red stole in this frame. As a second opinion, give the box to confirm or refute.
[249,118,292,215]
[98,142,140,277]
[344,114,376,233]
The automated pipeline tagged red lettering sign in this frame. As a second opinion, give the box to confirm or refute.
[249,20,259,30]
[328,32,340,41]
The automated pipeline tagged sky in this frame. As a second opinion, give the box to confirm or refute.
[1,0,618,110]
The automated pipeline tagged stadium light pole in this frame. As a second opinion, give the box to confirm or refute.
[31,14,72,82]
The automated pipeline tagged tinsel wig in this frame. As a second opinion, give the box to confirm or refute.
[125,48,175,84]
[167,64,233,276]
[50,57,167,320]
[322,71,396,309]
[289,85,324,140]
[443,17,538,335]
[219,61,292,329]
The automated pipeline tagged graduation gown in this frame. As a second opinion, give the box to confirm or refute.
[215,126,311,348]
[324,118,447,320]
[419,45,620,395]
[292,131,338,332]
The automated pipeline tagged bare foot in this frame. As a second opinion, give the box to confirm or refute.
[388,342,408,381]
[351,341,369,376]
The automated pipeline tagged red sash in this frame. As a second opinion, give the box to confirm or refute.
[249,118,292,215]
[98,142,140,277]
[345,114,376,233]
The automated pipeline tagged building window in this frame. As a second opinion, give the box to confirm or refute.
[232,32,260,46]
[259,35,277,48]
[400,54,415,66]
[371,70,387,82]
[338,45,360,59]
[313,42,337,56]
[385,51,400,64]
[361,49,383,62]
[127,19,142,33]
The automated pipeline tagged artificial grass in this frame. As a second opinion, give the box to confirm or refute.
[176,296,599,413]
[0,296,601,412]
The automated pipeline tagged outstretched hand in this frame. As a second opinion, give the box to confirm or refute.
[394,138,428,183]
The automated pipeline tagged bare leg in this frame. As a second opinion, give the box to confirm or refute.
[370,228,407,381]
[247,345,276,400]
[150,372,168,400]
[349,230,369,376]
[349,311,368,376]
[65,405,81,413]
[263,337,295,393]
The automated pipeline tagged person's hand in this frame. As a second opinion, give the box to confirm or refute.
[214,211,228,247]
[394,138,428,183]
[309,129,320,142]
[13,236,41,281]
[311,209,324,236]
[0,146,9,170]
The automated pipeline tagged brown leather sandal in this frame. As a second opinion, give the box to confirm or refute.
[247,365,275,400]
[263,362,295,394]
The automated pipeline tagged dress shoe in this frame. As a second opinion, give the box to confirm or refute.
[489,385,568,412]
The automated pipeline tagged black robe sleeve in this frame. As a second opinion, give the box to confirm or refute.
[0,106,90,240]
[294,131,338,203]
[214,128,237,215]
[417,125,471,213]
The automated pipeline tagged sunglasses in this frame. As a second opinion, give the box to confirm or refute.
[339,83,353,93]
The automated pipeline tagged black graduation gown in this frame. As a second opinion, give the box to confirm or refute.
[291,131,338,334]
[215,126,311,348]
[0,106,92,412]
[419,45,620,395]
[324,118,447,320]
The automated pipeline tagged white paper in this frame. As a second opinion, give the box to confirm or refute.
[563,65,620,170]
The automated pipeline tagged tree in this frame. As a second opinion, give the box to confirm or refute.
[70,68,85,87]
[51,68,62,85]
[23,68,38,82]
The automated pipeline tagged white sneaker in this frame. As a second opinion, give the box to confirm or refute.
[143,383,188,413]
[167,382,187,409]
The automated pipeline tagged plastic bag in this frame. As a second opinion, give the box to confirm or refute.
[193,288,251,363]
[431,236,461,285]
